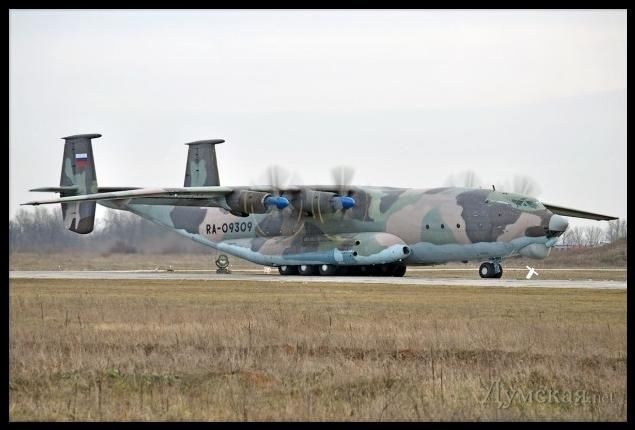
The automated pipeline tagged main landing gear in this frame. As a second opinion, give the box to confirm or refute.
[278,265,299,276]
[479,261,503,279]
[277,263,407,277]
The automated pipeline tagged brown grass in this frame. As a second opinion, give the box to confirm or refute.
[503,239,627,268]
[9,279,626,421]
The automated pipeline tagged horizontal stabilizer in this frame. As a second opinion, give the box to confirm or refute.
[543,203,618,221]
[30,186,78,193]
[22,186,234,208]
[248,184,339,193]
[30,186,141,194]
[96,186,142,193]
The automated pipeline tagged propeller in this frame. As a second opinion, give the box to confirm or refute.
[496,174,541,197]
[330,165,356,210]
[260,165,293,210]
[510,174,541,197]
[266,165,291,193]
[444,170,483,188]
[444,170,541,197]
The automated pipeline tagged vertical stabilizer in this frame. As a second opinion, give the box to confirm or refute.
[184,139,225,187]
[60,133,100,234]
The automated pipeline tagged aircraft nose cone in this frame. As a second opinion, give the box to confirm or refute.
[548,214,569,233]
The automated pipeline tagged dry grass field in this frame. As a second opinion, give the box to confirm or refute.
[9,278,626,421]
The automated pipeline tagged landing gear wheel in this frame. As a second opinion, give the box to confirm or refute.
[377,264,394,277]
[318,264,338,276]
[298,264,317,276]
[393,265,407,277]
[479,262,503,278]
[357,265,372,276]
[479,262,494,278]
[336,266,351,276]
[278,265,299,276]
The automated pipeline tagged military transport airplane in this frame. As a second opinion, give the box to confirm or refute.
[23,134,617,278]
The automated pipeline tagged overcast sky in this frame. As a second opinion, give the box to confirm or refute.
[9,10,627,230]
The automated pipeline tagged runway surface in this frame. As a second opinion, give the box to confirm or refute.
[9,271,626,290]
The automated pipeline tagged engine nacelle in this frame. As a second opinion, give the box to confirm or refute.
[226,190,288,216]
[298,190,356,216]
[300,190,336,216]
[518,243,551,259]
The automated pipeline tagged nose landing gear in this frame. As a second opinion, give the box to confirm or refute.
[479,261,503,279]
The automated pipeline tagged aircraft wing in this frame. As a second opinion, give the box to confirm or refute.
[248,184,341,193]
[29,186,142,193]
[542,203,618,221]
[22,186,234,208]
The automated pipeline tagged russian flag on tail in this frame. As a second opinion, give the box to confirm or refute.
[75,153,88,168]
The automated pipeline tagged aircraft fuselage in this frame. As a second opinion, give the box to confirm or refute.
[103,185,566,267]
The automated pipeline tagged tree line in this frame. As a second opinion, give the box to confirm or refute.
[9,207,209,254]
[557,219,627,247]
[9,206,626,254]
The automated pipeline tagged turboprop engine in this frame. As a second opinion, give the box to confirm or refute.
[225,190,289,216]
[296,190,355,217]
[225,188,355,217]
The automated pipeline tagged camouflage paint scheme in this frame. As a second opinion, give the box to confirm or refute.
[26,134,592,269]
[99,186,560,267]
[59,134,100,234]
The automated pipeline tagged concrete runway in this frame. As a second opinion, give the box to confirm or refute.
[9,271,626,290]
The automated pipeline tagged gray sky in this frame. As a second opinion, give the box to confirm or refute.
[9,10,627,230]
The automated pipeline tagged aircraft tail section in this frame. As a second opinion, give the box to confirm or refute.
[58,133,101,234]
[184,139,224,187]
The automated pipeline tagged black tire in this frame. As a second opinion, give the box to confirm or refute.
[346,266,359,276]
[357,265,372,276]
[377,264,394,277]
[479,262,493,278]
[494,265,503,279]
[318,264,337,276]
[336,266,351,276]
[393,265,407,277]
[278,265,299,276]
[298,264,317,276]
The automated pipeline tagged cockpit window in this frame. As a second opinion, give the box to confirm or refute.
[510,197,544,210]
[512,198,534,208]
[491,192,545,210]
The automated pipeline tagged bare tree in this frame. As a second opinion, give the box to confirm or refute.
[444,170,482,188]
[619,219,628,239]
[510,175,541,197]
[10,206,210,254]
[584,226,604,247]
[9,207,87,252]
[565,227,585,247]
[605,218,627,243]
[558,229,573,246]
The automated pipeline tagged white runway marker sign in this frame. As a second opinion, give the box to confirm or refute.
[526,266,539,279]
